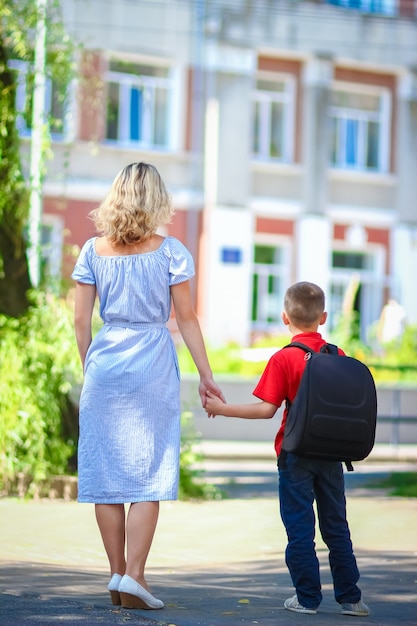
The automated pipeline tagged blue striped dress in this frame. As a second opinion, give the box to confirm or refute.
[71,236,195,503]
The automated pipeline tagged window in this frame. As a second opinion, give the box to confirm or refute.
[325,0,397,16]
[106,61,173,148]
[251,244,289,331]
[252,74,295,162]
[8,59,70,139]
[40,215,64,283]
[329,249,385,340]
[330,86,390,172]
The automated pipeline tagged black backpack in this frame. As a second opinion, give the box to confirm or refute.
[281,342,377,471]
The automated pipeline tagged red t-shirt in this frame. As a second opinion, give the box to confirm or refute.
[253,332,345,456]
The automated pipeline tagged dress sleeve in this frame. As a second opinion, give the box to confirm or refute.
[71,238,96,285]
[167,238,195,286]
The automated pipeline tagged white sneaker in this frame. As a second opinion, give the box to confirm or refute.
[284,594,318,614]
[341,599,370,616]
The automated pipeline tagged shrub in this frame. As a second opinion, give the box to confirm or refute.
[0,291,79,495]
[179,411,221,500]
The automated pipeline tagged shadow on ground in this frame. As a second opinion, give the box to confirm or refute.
[1,551,416,625]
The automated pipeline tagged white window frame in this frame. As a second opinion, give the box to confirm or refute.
[8,59,72,141]
[252,71,295,163]
[105,60,175,149]
[328,244,387,340]
[251,235,292,332]
[330,81,391,173]
[40,214,64,281]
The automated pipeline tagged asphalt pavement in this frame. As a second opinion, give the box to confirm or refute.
[1,443,417,625]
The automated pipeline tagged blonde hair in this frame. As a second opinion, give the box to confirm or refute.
[90,162,174,245]
[284,281,325,327]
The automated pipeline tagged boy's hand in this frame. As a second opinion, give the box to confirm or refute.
[205,390,226,418]
[198,378,225,408]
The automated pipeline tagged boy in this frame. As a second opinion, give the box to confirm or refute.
[205,281,369,617]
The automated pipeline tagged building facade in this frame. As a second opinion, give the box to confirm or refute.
[16,0,417,346]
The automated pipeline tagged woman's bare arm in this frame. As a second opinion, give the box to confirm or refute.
[74,282,97,369]
[171,280,224,406]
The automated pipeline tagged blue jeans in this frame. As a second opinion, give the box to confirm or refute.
[278,452,361,609]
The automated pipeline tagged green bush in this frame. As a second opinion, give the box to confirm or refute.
[371,472,417,497]
[0,291,79,495]
[179,411,221,500]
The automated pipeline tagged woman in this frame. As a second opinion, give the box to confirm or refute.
[72,162,223,610]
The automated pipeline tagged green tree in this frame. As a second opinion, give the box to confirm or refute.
[0,34,31,316]
[0,0,75,316]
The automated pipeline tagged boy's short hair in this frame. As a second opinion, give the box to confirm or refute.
[284,282,325,327]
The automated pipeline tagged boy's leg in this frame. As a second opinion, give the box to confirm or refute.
[278,453,322,610]
[314,461,361,605]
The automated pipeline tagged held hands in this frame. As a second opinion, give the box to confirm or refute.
[198,377,225,412]
[204,390,227,418]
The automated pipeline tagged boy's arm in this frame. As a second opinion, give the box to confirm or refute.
[205,390,277,419]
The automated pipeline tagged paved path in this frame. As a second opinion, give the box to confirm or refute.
[1,451,417,625]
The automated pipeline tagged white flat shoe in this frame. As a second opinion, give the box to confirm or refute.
[107,573,123,605]
[119,574,164,610]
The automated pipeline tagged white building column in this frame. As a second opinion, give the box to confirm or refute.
[391,225,417,325]
[199,43,255,347]
[295,214,332,295]
[302,53,333,216]
[392,69,417,323]
[296,54,333,294]
[396,69,417,225]
[205,207,254,347]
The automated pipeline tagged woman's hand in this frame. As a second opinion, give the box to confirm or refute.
[198,377,225,411]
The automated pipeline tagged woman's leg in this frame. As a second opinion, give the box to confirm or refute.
[95,503,126,576]
[125,501,159,590]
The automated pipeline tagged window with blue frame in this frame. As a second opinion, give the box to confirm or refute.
[325,0,397,15]
[106,61,172,148]
[330,86,390,172]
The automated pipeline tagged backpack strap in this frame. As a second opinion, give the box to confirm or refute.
[282,341,314,354]
[282,343,314,412]
[283,341,339,355]
[319,343,338,355]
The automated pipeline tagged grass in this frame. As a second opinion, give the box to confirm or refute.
[371,472,417,497]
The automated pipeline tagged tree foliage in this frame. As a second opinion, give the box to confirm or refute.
[0,34,31,315]
[0,0,76,316]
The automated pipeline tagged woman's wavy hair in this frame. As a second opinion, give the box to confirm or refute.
[89,162,174,245]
